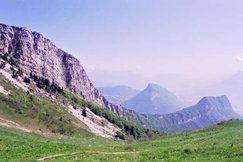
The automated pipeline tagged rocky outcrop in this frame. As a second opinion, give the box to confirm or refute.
[0,23,123,115]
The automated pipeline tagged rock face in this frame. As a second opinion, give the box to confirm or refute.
[0,23,122,114]
[123,83,183,114]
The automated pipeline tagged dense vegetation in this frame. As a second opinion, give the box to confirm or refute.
[29,72,64,94]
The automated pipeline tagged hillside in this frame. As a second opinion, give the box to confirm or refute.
[0,119,242,161]
[123,83,183,114]
[0,23,125,116]
[0,61,156,140]
[0,23,241,135]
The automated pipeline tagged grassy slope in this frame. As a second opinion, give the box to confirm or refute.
[0,120,242,161]
[0,73,242,161]
[0,73,89,135]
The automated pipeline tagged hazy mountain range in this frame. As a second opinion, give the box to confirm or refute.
[128,96,242,133]
[0,23,241,135]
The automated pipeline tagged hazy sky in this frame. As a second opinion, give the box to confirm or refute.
[1,0,243,79]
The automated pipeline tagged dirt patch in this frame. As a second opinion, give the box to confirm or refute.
[0,118,32,133]
[0,85,10,95]
[0,68,28,92]
[37,151,138,161]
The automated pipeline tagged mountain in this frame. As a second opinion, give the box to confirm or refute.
[0,23,159,140]
[0,23,240,135]
[97,85,139,104]
[0,23,125,115]
[127,96,242,133]
[123,83,183,114]
[193,71,243,115]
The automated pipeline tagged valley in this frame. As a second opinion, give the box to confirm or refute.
[0,22,242,161]
[0,119,242,161]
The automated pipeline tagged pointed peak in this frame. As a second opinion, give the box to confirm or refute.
[146,83,162,90]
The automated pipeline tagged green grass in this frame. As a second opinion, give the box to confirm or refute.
[0,126,123,162]
[0,73,243,161]
[0,73,87,135]
[0,120,242,161]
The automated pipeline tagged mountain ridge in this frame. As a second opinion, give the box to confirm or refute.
[0,23,241,134]
[128,95,242,133]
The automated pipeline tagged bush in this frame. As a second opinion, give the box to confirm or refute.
[183,148,192,154]
[116,131,126,140]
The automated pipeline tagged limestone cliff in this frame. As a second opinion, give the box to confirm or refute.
[0,23,122,115]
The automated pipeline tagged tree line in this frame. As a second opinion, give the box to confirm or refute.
[29,72,64,94]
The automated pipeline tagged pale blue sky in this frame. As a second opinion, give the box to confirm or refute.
[1,0,243,78]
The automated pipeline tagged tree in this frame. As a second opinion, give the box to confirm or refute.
[0,53,8,61]
[0,62,6,69]
[11,69,18,79]
[82,108,87,117]
[23,77,31,84]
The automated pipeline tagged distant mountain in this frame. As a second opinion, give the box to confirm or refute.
[1,23,240,136]
[97,85,139,104]
[123,83,183,114]
[126,96,242,133]
[193,71,243,115]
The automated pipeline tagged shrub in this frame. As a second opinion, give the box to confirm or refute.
[183,148,192,154]
[116,131,126,140]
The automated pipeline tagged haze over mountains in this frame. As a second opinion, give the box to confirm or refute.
[91,70,243,116]
[132,96,242,133]
[189,71,243,115]
[98,85,138,105]
[2,0,243,160]
[123,83,183,114]
[0,23,241,136]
